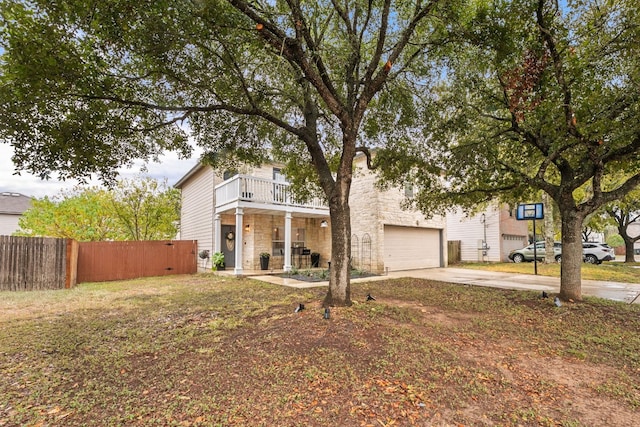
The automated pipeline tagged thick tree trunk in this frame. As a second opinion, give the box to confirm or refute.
[323,189,352,307]
[321,125,356,307]
[559,210,584,301]
[624,238,636,263]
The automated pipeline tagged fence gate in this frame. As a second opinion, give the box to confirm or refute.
[448,240,461,264]
[77,240,197,283]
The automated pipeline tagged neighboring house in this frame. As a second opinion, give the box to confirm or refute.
[0,192,32,236]
[446,205,528,262]
[174,155,447,275]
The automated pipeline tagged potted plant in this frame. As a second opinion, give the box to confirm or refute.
[198,250,210,268]
[310,252,321,268]
[259,252,270,270]
[211,251,225,271]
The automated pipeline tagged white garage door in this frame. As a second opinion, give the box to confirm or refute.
[384,225,441,271]
[501,234,528,262]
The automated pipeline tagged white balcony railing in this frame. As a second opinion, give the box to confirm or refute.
[215,175,327,210]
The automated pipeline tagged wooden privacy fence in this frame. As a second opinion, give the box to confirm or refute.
[77,240,197,283]
[448,240,461,264]
[0,236,78,291]
[1,237,197,291]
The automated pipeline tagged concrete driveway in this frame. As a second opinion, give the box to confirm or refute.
[384,268,640,304]
[253,267,640,304]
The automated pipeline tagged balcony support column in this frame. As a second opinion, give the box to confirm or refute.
[234,208,244,276]
[284,211,292,272]
[213,214,221,253]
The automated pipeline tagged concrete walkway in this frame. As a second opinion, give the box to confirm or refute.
[237,267,640,304]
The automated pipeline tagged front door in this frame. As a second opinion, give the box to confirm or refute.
[221,225,236,268]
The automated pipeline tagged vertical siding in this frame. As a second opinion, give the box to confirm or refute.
[179,166,215,266]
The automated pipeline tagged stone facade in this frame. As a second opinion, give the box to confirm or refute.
[176,155,446,274]
[349,155,447,272]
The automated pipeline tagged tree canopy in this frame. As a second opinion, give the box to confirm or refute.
[376,0,640,300]
[15,188,118,241]
[15,177,180,241]
[1,0,460,306]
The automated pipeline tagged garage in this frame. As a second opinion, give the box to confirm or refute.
[384,225,442,271]
[501,234,528,262]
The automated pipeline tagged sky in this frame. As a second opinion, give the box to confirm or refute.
[0,143,201,198]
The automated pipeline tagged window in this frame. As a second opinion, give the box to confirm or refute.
[273,168,286,182]
[272,227,284,256]
[223,169,238,180]
[404,183,414,198]
[271,227,305,255]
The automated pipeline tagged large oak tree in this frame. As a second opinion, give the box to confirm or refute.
[0,0,460,306]
[376,0,640,301]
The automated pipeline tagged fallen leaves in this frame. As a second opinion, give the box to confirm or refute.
[1,276,639,426]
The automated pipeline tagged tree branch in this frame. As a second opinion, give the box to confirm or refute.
[72,93,307,139]
[536,0,581,140]
[228,0,347,125]
[356,146,376,170]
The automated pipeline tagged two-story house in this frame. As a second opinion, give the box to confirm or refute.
[174,155,447,275]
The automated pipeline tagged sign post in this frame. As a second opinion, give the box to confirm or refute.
[516,203,545,275]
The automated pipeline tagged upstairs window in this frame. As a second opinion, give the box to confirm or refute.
[223,169,238,180]
[404,183,414,198]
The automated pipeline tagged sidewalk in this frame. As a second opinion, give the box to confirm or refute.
[240,267,640,304]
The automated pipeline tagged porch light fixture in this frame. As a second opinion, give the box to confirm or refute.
[245,224,250,231]
[320,220,328,228]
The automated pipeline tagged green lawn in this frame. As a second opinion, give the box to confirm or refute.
[1,274,639,426]
[456,260,640,283]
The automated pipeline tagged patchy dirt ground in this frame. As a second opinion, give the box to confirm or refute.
[1,275,639,426]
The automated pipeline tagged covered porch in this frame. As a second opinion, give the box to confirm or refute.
[214,175,330,275]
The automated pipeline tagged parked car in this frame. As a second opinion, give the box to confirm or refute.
[582,242,615,264]
[508,242,562,263]
[509,241,615,264]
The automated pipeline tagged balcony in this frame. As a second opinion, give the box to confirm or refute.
[215,175,328,214]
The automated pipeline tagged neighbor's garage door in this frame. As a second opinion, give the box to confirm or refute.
[501,234,528,262]
[384,225,441,271]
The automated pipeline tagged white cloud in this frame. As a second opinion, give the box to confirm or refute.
[0,143,200,198]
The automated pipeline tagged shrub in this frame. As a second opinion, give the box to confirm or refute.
[211,252,225,270]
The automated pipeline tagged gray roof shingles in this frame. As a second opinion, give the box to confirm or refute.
[0,192,32,215]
